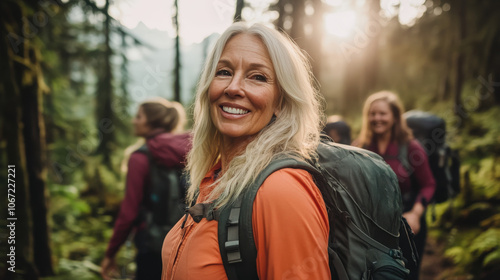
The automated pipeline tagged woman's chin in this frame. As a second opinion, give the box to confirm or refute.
[373,130,390,137]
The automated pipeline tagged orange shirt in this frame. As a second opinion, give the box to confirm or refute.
[162,163,330,280]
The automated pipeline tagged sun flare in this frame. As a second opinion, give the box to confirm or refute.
[324,10,357,38]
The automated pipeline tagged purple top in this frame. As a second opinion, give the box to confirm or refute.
[367,139,436,210]
[105,132,192,258]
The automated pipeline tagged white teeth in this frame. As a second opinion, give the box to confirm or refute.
[222,106,249,115]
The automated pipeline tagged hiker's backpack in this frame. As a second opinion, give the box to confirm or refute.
[217,140,414,280]
[403,110,461,203]
[135,144,186,253]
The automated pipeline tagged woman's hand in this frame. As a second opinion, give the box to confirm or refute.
[101,257,119,280]
[403,202,425,234]
[403,211,421,234]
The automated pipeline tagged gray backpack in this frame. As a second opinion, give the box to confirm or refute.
[216,139,414,280]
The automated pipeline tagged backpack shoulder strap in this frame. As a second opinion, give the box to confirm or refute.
[379,142,411,174]
[135,144,148,153]
[135,144,152,160]
[218,157,318,280]
[398,142,411,173]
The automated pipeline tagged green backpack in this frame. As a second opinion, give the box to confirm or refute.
[216,139,414,280]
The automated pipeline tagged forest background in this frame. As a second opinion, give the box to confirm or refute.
[1,0,499,279]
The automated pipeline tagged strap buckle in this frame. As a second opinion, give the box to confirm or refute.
[225,240,240,252]
[225,240,242,263]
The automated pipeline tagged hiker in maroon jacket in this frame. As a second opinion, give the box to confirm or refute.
[101,98,191,280]
[355,91,435,280]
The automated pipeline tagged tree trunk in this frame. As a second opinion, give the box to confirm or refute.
[273,0,286,32]
[96,0,115,166]
[307,0,323,83]
[360,0,381,95]
[173,0,181,102]
[289,0,305,42]
[1,35,39,280]
[453,0,466,128]
[438,71,451,101]
[234,0,244,22]
[341,0,382,116]
[285,0,323,81]
[22,47,54,276]
[342,57,363,116]
[341,0,363,116]
[118,32,130,125]
[437,10,453,101]
[0,1,50,278]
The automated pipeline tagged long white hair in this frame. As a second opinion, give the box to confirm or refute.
[186,22,323,207]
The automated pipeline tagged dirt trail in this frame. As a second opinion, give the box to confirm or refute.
[420,235,447,280]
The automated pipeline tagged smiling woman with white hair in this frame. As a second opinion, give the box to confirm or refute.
[161,22,330,280]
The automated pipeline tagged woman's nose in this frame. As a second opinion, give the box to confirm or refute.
[224,75,244,97]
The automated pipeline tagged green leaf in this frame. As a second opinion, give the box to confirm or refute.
[483,249,500,268]
[444,246,469,265]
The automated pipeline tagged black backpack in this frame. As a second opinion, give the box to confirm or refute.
[403,110,461,204]
[216,139,415,280]
[135,145,187,253]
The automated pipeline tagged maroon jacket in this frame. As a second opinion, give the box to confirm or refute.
[366,139,436,211]
[105,132,192,258]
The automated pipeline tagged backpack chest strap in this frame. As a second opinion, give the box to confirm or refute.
[217,158,318,280]
[225,199,242,264]
[218,196,257,280]
[186,202,219,222]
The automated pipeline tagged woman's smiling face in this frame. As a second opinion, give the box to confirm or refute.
[368,100,395,137]
[209,33,280,146]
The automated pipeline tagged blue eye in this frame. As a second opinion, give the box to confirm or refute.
[216,70,231,76]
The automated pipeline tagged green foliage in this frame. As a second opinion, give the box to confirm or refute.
[454,99,500,160]
[428,97,500,278]
[48,158,132,277]
[443,228,500,276]
[420,54,500,277]
[481,214,500,228]
[483,248,500,269]
[34,0,143,274]
[43,259,101,280]
[445,246,470,267]
[469,159,500,200]
[470,229,500,259]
